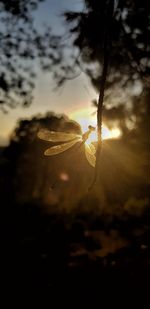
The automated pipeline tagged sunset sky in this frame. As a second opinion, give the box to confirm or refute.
[0,0,99,145]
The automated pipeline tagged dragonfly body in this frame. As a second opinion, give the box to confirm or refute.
[38,125,96,167]
[82,125,95,142]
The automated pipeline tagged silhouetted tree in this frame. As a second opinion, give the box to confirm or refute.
[52,0,149,98]
[4,113,82,205]
[0,0,63,111]
[49,1,149,133]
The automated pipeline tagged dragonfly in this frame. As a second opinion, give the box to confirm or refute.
[37,125,96,167]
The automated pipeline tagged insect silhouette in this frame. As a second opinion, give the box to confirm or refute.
[37,125,96,167]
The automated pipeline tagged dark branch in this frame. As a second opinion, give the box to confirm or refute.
[90,0,115,188]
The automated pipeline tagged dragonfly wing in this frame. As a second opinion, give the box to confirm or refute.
[85,143,96,154]
[38,129,81,142]
[44,138,80,156]
[85,144,96,167]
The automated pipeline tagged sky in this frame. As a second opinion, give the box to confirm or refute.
[0,0,98,145]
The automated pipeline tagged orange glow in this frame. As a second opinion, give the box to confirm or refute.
[70,107,121,142]
[59,172,69,181]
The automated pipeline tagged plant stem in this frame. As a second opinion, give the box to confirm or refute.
[95,35,109,182]
[89,0,114,189]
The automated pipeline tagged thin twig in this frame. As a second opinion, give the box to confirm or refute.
[89,0,114,190]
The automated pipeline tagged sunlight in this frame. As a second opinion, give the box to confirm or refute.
[70,107,121,143]
[85,126,121,145]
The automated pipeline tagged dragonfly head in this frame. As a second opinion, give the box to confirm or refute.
[88,125,95,132]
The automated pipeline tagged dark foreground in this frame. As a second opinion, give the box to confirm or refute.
[1,202,150,307]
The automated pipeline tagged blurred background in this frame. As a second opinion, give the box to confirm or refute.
[0,0,150,306]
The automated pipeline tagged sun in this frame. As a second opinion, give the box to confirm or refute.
[70,107,121,143]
